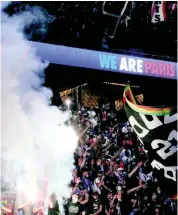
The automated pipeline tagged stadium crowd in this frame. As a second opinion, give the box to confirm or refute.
[0,104,177,215]
[64,104,177,215]
[1,2,177,215]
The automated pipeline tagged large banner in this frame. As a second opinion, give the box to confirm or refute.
[123,84,177,195]
[31,42,177,80]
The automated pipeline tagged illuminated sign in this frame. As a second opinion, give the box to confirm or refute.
[31,41,177,80]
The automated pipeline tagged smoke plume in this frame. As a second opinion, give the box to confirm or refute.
[1,2,77,209]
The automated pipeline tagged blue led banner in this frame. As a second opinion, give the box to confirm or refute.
[31,41,177,80]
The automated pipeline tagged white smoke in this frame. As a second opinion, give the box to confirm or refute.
[0,1,11,11]
[1,2,77,207]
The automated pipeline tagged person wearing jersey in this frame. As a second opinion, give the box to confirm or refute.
[88,192,103,215]
[110,189,128,215]
[66,194,85,215]
[0,192,15,215]
[0,204,12,215]
[105,192,115,215]
[48,193,60,215]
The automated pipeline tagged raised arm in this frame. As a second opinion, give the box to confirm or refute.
[78,125,90,140]
[128,162,143,178]
[111,147,124,161]
[33,206,44,214]
[79,192,89,205]
[1,205,12,213]
[127,184,143,195]
[17,203,30,210]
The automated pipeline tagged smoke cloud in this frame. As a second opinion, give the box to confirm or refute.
[1,2,77,209]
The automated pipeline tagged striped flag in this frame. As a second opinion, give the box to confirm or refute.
[123,84,174,116]
[171,193,178,200]
[123,84,177,195]
[151,1,167,23]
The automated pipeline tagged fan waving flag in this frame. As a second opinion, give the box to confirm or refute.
[123,84,177,195]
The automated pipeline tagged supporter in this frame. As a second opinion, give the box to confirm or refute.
[88,192,103,215]
[48,193,60,215]
[104,191,115,215]
[0,204,12,214]
[78,185,89,206]
[110,187,130,215]
[5,104,174,215]
[65,105,177,215]
[65,194,85,215]
[13,192,37,215]
[81,168,93,192]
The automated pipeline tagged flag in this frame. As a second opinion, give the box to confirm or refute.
[171,193,178,200]
[151,1,167,23]
[168,2,177,13]
[123,84,177,195]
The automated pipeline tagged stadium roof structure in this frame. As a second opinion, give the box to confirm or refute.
[5,1,177,59]
[31,41,177,81]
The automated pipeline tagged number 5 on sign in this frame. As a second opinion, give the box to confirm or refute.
[151,130,178,160]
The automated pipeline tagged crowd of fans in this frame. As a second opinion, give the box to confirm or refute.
[1,2,177,215]
[64,105,177,215]
[0,104,177,215]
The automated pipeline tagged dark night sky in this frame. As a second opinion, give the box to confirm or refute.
[5,1,177,59]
